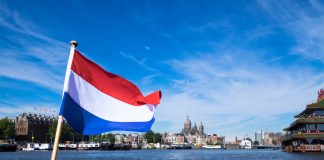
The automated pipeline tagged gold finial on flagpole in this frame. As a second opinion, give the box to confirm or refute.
[70,40,78,47]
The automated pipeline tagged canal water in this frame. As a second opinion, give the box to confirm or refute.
[1,149,323,160]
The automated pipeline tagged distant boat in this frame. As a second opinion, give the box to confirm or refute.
[22,143,51,151]
[0,143,17,152]
[112,144,131,150]
[100,142,115,150]
[77,142,101,150]
[167,144,192,149]
[202,145,222,149]
[58,144,66,150]
[175,144,192,149]
[66,143,77,150]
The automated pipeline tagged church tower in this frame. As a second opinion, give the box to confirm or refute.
[198,122,204,135]
[183,115,191,135]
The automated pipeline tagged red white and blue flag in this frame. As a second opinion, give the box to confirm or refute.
[59,47,161,135]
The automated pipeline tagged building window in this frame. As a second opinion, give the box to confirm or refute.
[318,124,324,132]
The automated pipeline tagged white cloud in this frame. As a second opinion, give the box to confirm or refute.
[155,48,324,140]
[0,54,63,91]
[119,52,157,72]
[141,74,160,85]
[0,3,69,91]
[257,0,324,62]
[0,104,59,118]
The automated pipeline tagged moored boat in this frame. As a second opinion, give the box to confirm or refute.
[167,144,192,149]
[78,142,101,150]
[22,143,51,151]
[202,145,222,149]
[0,143,17,152]
[66,143,77,150]
[175,144,192,149]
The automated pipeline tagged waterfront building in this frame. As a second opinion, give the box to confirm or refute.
[175,134,185,144]
[181,116,205,136]
[127,133,142,149]
[217,136,225,145]
[198,122,204,135]
[161,132,172,144]
[191,123,198,135]
[162,133,178,144]
[255,130,263,146]
[183,116,225,146]
[195,135,206,146]
[263,131,282,146]
[114,134,125,145]
[225,143,240,149]
[240,139,252,149]
[234,136,241,144]
[183,115,191,135]
[209,134,218,144]
[282,89,324,152]
[162,116,225,146]
[15,113,58,143]
[185,134,197,144]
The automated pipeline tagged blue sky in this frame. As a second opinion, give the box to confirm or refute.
[1,0,324,141]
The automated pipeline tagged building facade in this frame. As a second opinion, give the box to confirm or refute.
[240,140,252,149]
[255,130,263,146]
[127,133,143,149]
[183,115,191,135]
[282,89,324,152]
[263,131,282,146]
[181,116,205,136]
[15,113,58,143]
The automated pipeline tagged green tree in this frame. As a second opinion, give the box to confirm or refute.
[73,132,84,142]
[89,134,102,142]
[144,130,154,143]
[48,120,76,143]
[0,118,15,140]
[48,120,60,143]
[103,133,115,144]
[154,133,162,143]
[60,123,74,141]
[206,141,213,145]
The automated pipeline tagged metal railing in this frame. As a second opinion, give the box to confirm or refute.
[293,145,322,152]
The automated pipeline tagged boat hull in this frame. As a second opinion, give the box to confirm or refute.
[0,144,17,152]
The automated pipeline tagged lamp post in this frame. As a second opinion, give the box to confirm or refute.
[31,130,34,143]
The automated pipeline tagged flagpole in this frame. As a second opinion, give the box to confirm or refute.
[51,40,78,160]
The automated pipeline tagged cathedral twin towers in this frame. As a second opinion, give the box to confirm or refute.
[181,115,204,136]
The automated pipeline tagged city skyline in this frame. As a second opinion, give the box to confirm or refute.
[1,1,324,141]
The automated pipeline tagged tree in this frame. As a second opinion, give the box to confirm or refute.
[253,140,259,146]
[89,134,103,142]
[48,120,57,142]
[272,139,277,146]
[154,133,162,143]
[206,141,213,145]
[144,130,154,143]
[0,118,15,140]
[48,120,78,143]
[60,123,74,141]
[102,133,115,144]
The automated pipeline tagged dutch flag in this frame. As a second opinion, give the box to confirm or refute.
[59,46,161,135]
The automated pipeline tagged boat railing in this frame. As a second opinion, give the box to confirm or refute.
[293,144,321,152]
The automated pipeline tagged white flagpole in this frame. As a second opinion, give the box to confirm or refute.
[51,40,78,160]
